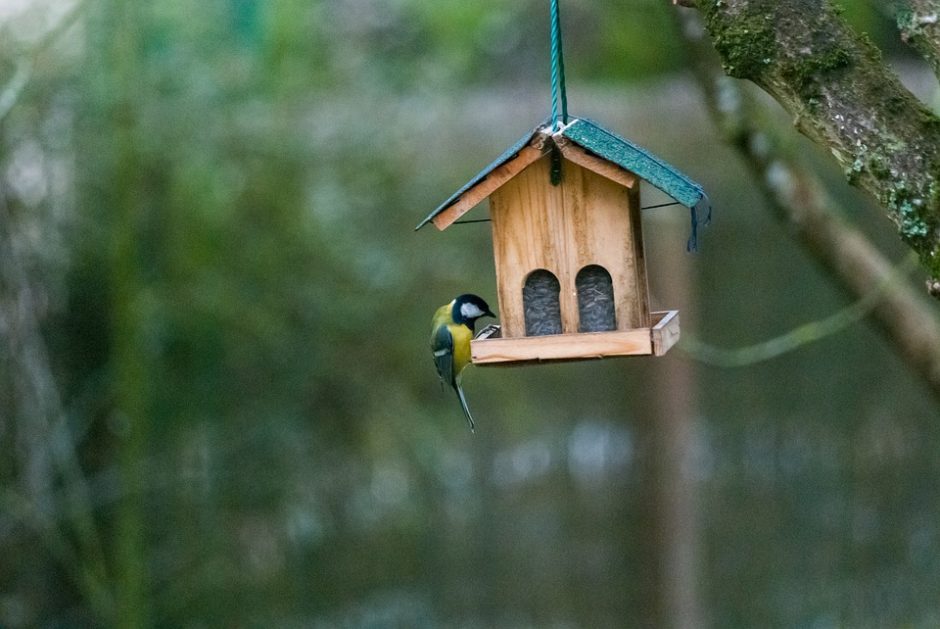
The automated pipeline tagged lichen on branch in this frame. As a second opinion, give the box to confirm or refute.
[690,0,940,293]
[897,0,940,80]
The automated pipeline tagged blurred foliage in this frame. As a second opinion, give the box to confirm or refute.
[0,0,938,627]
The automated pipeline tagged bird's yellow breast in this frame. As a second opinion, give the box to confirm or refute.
[448,321,473,377]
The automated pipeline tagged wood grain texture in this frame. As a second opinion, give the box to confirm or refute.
[431,144,549,230]
[489,156,564,337]
[626,183,651,326]
[556,138,638,191]
[489,154,650,338]
[471,311,678,364]
[471,329,652,363]
[651,310,681,356]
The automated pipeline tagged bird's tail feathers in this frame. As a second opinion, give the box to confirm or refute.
[454,383,476,433]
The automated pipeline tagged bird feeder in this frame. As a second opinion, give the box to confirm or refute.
[415,1,710,366]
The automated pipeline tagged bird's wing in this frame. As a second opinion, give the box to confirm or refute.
[431,324,455,387]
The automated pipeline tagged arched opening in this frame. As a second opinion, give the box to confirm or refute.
[523,269,562,336]
[577,265,616,332]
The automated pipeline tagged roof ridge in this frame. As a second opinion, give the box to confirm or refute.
[418,115,711,250]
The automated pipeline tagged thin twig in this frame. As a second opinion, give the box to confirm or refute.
[680,254,919,367]
[0,489,114,621]
[0,0,88,125]
[0,61,31,123]
[0,180,112,610]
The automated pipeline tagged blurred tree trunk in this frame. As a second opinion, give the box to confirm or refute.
[651,251,702,629]
[107,2,151,626]
[678,0,940,297]
[637,214,703,628]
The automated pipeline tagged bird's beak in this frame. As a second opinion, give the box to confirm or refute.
[485,309,496,318]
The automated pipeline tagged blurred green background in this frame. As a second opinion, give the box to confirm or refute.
[2,0,939,627]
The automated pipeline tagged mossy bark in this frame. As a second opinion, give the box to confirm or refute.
[897,0,940,81]
[693,0,940,293]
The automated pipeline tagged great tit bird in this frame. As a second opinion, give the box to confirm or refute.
[430,294,495,432]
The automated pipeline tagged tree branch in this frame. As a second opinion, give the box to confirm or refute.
[0,0,87,125]
[687,0,940,295]
[675,8,940,400]
[897,0,940,80]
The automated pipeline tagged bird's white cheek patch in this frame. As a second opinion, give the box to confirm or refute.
[460,303,484,319]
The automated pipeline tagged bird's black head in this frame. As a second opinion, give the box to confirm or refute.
[452,294,495,331]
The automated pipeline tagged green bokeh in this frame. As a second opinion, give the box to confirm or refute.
[0,1,937,627]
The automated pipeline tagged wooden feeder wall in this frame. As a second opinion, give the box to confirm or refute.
[490,149,647,337]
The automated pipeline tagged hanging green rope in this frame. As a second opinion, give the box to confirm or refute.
[550,0,568,131]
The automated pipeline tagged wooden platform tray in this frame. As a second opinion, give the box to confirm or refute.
[471,310,680,365]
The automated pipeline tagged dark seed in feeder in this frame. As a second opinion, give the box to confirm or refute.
[523,269,562,336]
[577,265,616,332]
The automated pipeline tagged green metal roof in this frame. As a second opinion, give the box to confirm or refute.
[417,116,711,249]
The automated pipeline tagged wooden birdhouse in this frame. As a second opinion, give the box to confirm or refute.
[416,117,709,366]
